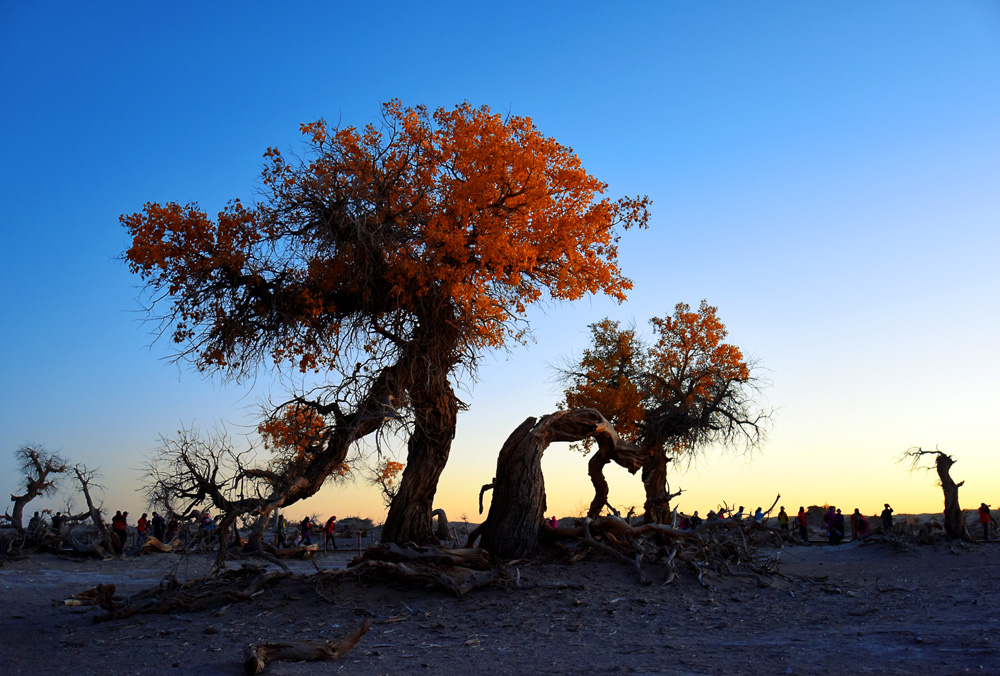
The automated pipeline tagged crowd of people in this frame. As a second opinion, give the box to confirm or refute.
[672,501,998,544]
[17,501,1000,551]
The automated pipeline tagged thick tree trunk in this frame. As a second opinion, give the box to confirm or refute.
[476,417,541,558]
[936,453,972,541]
[381,375,458,545]
[479,408,629,559]
[9,495,32,532]
[641,450,671,524]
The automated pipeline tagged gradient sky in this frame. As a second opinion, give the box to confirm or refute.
[2,2,998,525]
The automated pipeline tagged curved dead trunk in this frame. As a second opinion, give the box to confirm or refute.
[9,496,33,533]
[381,375,458,545]
[478,408,629,559]
[587,437,644,518]
[431,508,451,541]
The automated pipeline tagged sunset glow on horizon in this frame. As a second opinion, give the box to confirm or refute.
[2,2,998,527]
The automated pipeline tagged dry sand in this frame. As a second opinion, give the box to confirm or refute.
[1,538,998,675]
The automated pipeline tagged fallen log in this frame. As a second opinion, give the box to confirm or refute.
[320,558,504,598]
[89,569,292,622]
[243,618,369,675]
[138,536,183,555]
[269,544,318,559]
[362,542,491,569]
[63,583,117,608]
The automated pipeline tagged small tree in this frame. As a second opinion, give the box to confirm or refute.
[8,445,68,531]
[561,302,769,522]
[901,446,972,541]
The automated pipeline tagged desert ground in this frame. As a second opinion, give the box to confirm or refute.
[1,527,998,676]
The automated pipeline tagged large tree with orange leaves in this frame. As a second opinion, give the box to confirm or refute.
[561,301,768,523]
[123,100,649,545]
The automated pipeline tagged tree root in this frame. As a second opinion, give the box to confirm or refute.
[317,558,503,598]
[545,515,787,587]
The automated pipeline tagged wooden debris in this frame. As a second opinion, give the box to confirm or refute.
[138,536,182,555]
[320,558,503,598]
[81,568,292,623]
[243,618,369,675]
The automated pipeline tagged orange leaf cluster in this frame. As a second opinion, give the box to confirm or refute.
[376,459,405,487]
[646,301,750,411]
[563,301,753,455]
[258,405,326,462]
[121,100,650,375]
[562,319,645,445]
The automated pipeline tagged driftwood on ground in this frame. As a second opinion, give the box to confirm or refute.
[65,565,293,623]
[243,618,370,675]
[536,511,791,588]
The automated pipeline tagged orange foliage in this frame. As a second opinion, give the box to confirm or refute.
[375,459,404,487]
[562,319,645,448]
[373,458,405,507]
[122,100,650,375]
[258,405,326,462]
[646,300,750,417]
[563,301,755,455]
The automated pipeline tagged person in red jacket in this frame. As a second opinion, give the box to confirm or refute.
[111,510,128,551]
[978,503,992,542]
[796,506,808,543]
[136,513,150,544]
[324,515,338,552]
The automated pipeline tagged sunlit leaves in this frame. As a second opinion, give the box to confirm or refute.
[121,100,650,378]
[562,301,759,457]
[372,458,405,508]
[258,405,326,462]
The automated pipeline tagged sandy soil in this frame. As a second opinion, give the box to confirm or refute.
[1,539,998,676]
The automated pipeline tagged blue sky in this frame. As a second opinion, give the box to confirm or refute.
[2,2,998,522]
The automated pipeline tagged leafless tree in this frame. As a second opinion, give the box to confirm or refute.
[901,446,972,541]
[142,426,292,565]
[8,445,68,530]
[71,464,120,555]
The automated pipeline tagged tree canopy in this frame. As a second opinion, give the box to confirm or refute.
[561,301,768,521]
[123,100,650,544]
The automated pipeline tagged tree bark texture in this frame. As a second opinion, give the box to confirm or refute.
[641,449,671,524]
[381,373,458,545]
[479,408,630,559]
